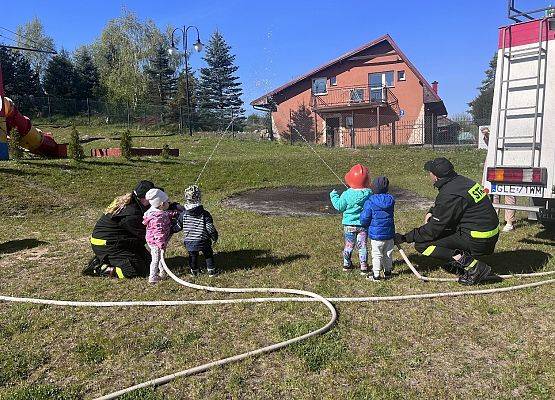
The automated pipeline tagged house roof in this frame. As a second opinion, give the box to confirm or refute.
[251,34,445,113]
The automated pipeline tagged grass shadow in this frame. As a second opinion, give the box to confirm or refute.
[0,168,43,176]
[0,239,48,255]
[166,249,310,274]
[23,161,90,171]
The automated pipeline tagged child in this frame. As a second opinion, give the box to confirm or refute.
[173,185,219,276]
[143,188,180,284]
[360,176,395,281]
[330,164,373,274]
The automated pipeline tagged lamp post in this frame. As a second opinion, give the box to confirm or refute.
[169,26,203,136]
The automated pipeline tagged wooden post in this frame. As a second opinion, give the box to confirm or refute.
[351,110,355,149]
[392,120,396,145]
[377,106,381,145]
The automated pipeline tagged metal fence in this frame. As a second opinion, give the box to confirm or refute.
[306,114,490,148]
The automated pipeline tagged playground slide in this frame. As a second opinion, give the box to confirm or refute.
[1,97,66,158]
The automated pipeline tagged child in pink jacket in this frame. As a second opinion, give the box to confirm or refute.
[143,189,180,284]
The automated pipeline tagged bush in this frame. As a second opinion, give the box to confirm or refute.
[8,131,24,160]
[120,129,133,160]
[160,144,170,159]
[68,125,85,161]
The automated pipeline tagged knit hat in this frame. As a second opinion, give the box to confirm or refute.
[372,176,389,194]
[424,157,456,178]
[345,164,369,189]
[134,180,155,198]
[184,185,201,204]
[145,188,169,208]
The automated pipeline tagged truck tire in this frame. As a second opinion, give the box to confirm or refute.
[532,198,555,231]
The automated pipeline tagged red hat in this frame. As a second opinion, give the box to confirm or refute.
[345,164,369,189]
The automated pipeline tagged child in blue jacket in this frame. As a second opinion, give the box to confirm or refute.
[330,164,373,274]
[360,176,395,281]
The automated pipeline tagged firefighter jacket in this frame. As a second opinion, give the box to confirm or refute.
[405,174,499,244]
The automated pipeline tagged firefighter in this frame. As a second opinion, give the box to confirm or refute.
[394,157,500,285]
[83,180,156,278]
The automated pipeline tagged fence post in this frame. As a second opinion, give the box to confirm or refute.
[392,120,396,145]
[377,106,381,145]
[430,116,435,149]
[179,102,183,135]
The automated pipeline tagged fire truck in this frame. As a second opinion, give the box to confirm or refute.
[482,1,555,229]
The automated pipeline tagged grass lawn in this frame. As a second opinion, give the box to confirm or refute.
[0,126,554,399]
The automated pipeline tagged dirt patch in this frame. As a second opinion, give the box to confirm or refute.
[222,186,433,217]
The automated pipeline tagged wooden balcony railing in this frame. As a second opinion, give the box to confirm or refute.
[311,85,398,111]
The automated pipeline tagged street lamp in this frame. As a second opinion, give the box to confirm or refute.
[169,26,203,136]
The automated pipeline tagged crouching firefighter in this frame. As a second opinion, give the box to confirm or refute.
[83,181,156,278]
[394,157,500,285]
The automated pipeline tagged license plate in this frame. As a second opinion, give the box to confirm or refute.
[490,183,544,197]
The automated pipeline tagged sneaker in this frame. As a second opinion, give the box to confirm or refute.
[343,264,354,272]
[190,269,200,277]
[207,268,218,277]
[367,274,382,282]
[149,275,162,285]
[384,270,393,280]
[458,260,491,286]
[360,267,369,276]
[502,223,514,232]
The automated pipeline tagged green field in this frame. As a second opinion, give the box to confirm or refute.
[0,126,553,400]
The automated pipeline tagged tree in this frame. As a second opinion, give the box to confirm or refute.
[468,53,497,124]
[145,44,177,107]
[173,64,198,130]
[69,125,85,161]
[0,47,42,112]
[92,10,169,106]
[15,17,55,81]
[197,31,245,131]
[74,46,102,100]
[287,104,317,143]
[43,50,77,98]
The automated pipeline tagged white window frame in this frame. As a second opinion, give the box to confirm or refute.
[398,70,406,81]
[312,77,327,95]
[330,76,337,86]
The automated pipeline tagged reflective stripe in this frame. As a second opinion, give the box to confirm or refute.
[470,226,499,238]
[468,259,478,269]
[422,245,436,256]
[90,237,107,246]
[114,267,125,279]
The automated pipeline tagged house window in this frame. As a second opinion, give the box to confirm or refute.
[369,71,394,101]
[398,70,406,81]
[312,77,327,95]
[330,76,337,86]
[345,116,353,127]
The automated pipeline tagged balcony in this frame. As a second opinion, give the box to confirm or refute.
[311,85,398,112]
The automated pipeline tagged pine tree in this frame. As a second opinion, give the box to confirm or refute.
[120,129,133,160]
[145,44,178,107]
[468,53,497,124]
[197,31,245,131]
[0,47,42,113]
[69,125,85,161]
[287,104,317,142]
[74,46,102,100]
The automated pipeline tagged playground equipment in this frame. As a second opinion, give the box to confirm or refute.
[0,63,67,160]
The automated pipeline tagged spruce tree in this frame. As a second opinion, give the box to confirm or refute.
[145,44,178,107]
[74,47,101,100]
[197,31,245,131]
[468,53,497,124]
[120,129,133,160]
[0,47,42,113]
[43,50,77,114]
[69,125,85,161]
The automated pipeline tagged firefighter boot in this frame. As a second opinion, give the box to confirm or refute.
[456,251,491,285]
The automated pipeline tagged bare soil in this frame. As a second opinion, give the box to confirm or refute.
[223,185,433,217]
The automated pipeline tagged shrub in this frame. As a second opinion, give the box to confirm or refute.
[8,130,24,160]
[120,129,133,160]
[160,144,170,159]
[68,125,85,161]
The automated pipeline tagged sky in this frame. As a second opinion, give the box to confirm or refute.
[1,0,550,115]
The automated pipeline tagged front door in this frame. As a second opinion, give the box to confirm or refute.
[326,117,340,147]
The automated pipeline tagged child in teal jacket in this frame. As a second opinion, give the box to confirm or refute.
[330,164,372,274]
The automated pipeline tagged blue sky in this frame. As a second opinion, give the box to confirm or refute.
[2,0,548,114]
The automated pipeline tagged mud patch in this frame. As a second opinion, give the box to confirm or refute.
[223,186,433,217]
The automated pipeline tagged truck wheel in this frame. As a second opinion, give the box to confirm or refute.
[532,198,555,231]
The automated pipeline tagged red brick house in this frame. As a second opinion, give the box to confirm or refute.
[251,34,448,147]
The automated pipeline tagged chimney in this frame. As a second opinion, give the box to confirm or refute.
[431,81,439,95]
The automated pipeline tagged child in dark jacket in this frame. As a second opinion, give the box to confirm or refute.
[173,185,219,276]
[360,176,395,281]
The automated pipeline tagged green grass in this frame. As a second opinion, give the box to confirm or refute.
[1,127,554,399]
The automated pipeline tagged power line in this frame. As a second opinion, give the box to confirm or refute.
[0,26,54,52]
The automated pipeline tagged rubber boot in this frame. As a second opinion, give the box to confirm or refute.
[456,251,491,285]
